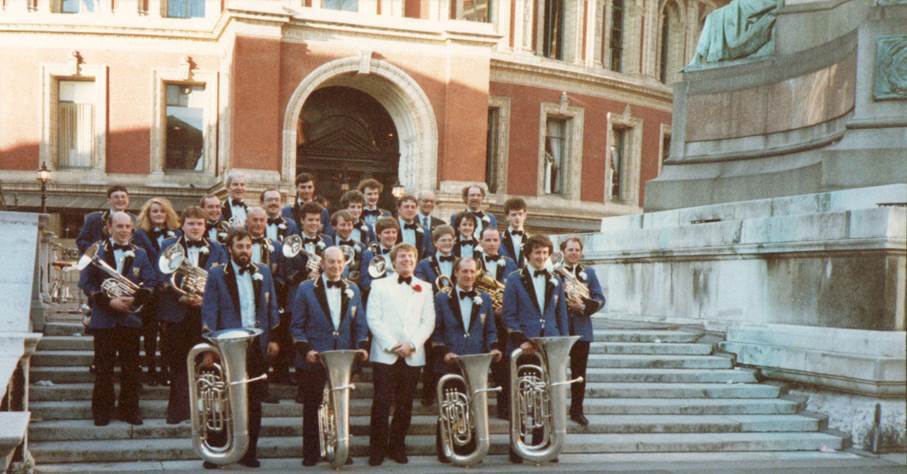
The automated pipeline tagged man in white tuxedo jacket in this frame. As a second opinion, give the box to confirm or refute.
[366,243,435,466]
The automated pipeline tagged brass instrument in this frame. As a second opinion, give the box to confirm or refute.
[549,251,591,309]
[435,274,453,295]
[75,242,145,312]
[159,243,208,297]
[282,234,322,280]
[188,328,268,466]
[437,353,502,467]
[317,350,359,469]
[474,270,505,312]
[366,243,389,279]
[509,336,583,464]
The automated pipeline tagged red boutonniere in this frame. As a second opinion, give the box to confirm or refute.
[412,284,423,293]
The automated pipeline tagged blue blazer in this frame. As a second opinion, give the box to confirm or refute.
[330,239,368,282]
[289,278,369,368]
[453,238,482,260]
[278,233,333,309]
[328,220,376,247]
[132,228,181,266]
[414,255,454,294]
[201,261,280,354]
[79,240,157,331]
[450,210,497,240]
[500,230,529,267]
[361,207,392,228]
[502,268,569,350]
[395,218,434,258]
[431,290,499,360]
[480,254,518,283]
[566,264,606,343]
[357,247,394,293]
[156,237,228,323]
[266,215,299,242]
[282,203,333,237]
[76,211,136,254]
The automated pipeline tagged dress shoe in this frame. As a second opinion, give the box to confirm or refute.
[345,457,353,465]
[551,457,560,463]
[123,414,144,425]
[166,416,184,425]
[294,393,305,404]
[570,413,589,426]
[420,397,434,407]
[302,458,318,466]
[202,461,219,469]
[239,457,260,468]
[509,452,523,464]
[93,417,110,427]
[89,363,97,374]
[389,451,408,464]
[368,455,383,466]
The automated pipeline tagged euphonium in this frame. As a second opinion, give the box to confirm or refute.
[549,251,591,309]
[317,350,359,469]
[282,234,322,279]
[188,328,267,466]
[159,243,208,297]
[75,242,145,312]
[474,270,505,312]
[437,353,502,467]
[509,336,583,464]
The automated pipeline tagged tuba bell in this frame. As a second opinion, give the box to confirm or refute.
[159,243,208,297]
[365,242,389,279]
[187,328,268,466]
[282,234,322,280]
[509,335,583,464]
[75,242,145,312]
[316,350,359,469]
[437,353,502,467]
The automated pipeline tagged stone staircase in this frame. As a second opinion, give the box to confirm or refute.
[29,307,850,471]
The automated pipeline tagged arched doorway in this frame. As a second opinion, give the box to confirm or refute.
[298,86,399,209]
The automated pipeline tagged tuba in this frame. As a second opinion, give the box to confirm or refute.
[76,242,145,312]
[187,328,268,466]
[282,234,322,279]
[548,252,591,309]
[509,336,583,464]
[437,353,502,467]
[159,243,208,297]
[316,350,359,469]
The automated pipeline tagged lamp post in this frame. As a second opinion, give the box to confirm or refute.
[37,161,51,214]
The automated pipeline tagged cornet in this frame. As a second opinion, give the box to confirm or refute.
[437,353,501,467]
[159,243,207,297]
[76,242,145,312]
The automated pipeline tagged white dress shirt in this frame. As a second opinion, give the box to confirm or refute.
[482,254,500,277]
[186,243,203,267]
[229,199,247,226]
[456,286,474,330]
[399,218,418,246]
[110,240,128,273]
[302,233,320,255]
[324,275,342,330]
[232,261,256,329]
[531,268,547,311]
[436,252,454,278]
[419,213,432,231]
[458,237,476,258]
[509,229,524,260]
[265,222,279,242]
[251,242,263,264]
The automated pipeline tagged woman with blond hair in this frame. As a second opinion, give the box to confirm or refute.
[133,197,181,386]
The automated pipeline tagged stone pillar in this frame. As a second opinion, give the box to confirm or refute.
[583,0,597,66]
[147,0,162,17]
[622,0,644,74]
[116,0,141,16]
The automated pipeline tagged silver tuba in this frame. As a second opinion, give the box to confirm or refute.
[187,328,268,466]
[76,242,145,312]
[159,243,207,297]
[317,350,359,469]
[282,234,322,280]
[437,353,502,467]
[509,335,583,464]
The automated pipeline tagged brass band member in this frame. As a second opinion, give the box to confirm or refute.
[430,257,501,463]
[560,237,606,426]
[453,213,481,259]
[78,211,155,426]
[76,185,131,254]
[450,184,497,241]
[416,190,444,233]
[200,229,280,469]
[133,197,180,386]
[331,210,367,281]
[501,197,530,267]
[283,172,332,236]
[502,234,569,463]
[261,188,299,242]
[366,244,435,466]
[358,178,391,228]
[290,246,369,466]
[395,194,432,257]
[339,190,375,246]
[358,216,399,296]
[221,172,248,228]
[199,194,225,243]
[158,207,228,425]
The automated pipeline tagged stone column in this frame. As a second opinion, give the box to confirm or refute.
[583,0,597,66]
[147,0,162,17]
[116,0,141,16]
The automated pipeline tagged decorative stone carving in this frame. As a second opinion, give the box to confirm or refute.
[688,0,782,66]
[874,35,907,100]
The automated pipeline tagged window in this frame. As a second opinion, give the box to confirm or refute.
[59,0,95,13]
[324,0,358,11]
[544,118,566,194]
[542,0,565,59]
[659,13,670,82]
[57,80,95,168]
[609,0,624,72]
[485,107,500,193]
[660,127,671,170]
[165,84,206,172]
[608,127,625,200]
[454,0,492,22]
[167,0,204,18]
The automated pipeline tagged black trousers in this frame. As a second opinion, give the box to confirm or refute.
[300,364,327,461]
[420,350,437,403]
[270,312,293,381]
[490,319,510,417]
[92,326,141,420]
[204,344,266,461]
[569,340,590,416]
[434,370,477,462]
[140,301,161,375]
[369,359,420,458]
[164,309,202,422]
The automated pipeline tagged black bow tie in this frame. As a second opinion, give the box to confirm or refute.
[338,239,354,247]
[112,243,131,252]
[363,209,380,217]
[533,269,549,278]
[565,266,576,273]
[438,255,455,262]
[237,265,252,275]
[484,255,500,262]
[510,230,524,236]
[253,237,268,245]
[326,280,343,289]
[267,218,282,226]
[231,199,244,207]
[186,240,206,248]
[398,276,412,285]
[404,222,418,230]
[459,290,477,300]
[460,239,477,247]
[303,237,320,245]
[151,227,163,237]
[472,211,485,219]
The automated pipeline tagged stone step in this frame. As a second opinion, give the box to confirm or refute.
[36,336,93,351]
[586,354,732,369]
[584,368,757,384]
[590,342,713,355]
[43,322,87,337]
[29,382,387,402]
[29,414,822,443]
[585,383,779,399]
[31,397,800,421]
[29,432,845,463]
[592,330,702,343]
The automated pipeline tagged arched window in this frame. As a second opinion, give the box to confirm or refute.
[657,0,684,84]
